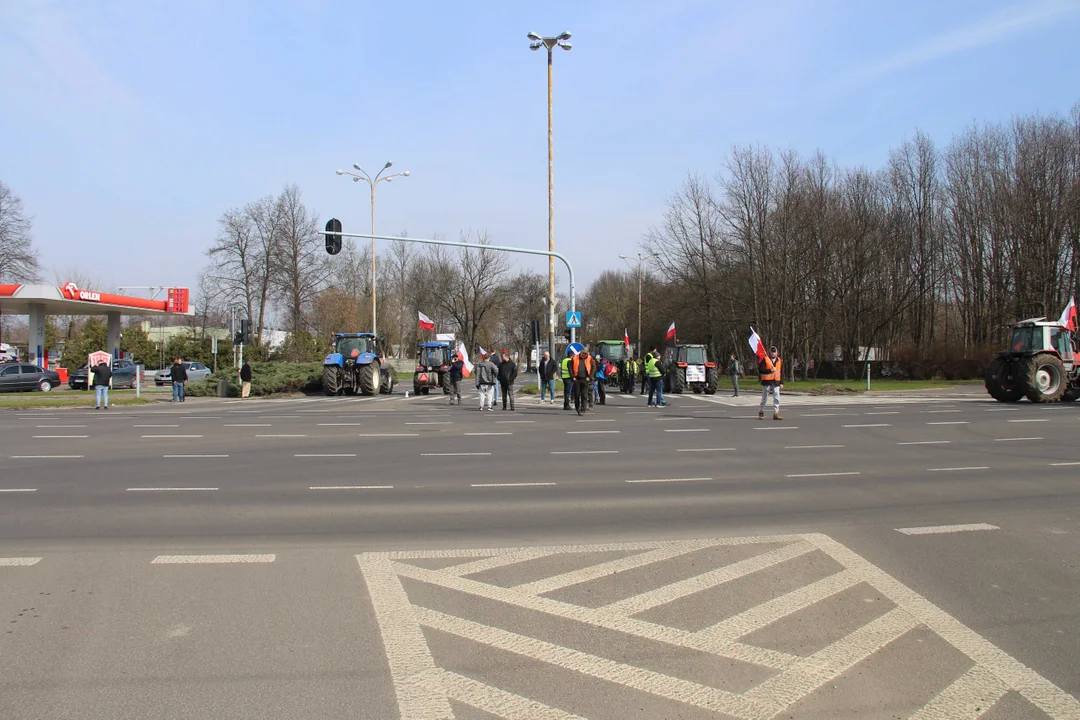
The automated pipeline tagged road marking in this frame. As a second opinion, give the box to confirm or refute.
[32,435,88,438]
[0,557,41,566]
[566,430,621,434]
[864,411,899,415]
[995,437,1043,442]
[256,434,308,438]
[35,424,86,428]
[423,452,491,457]
[310,485,393,490]
[471,482,556,487]
[898,440,951,445]
[151,554,275,564]
[10,455,83,459]
[786,471,862,478]
[141,434,203,438]
[0,488,37,492]
[464,432,513,436]
[928,466,989,472]
[676,447,735,452]
[179,416,221,419]
[496,420,535,423]
[576,418,616,422]
[1049,461,1080,466]
[626,477,709,484]
[162,454,229,458]
[317,422,364,426]
[927,421,969,425]
[753,426,799,431]
[294,453,357,457]
[128,486,219,491]
[924,409,961,414]
[654,417,695,421]
[908,665,1009,720]
[258,415,301,418]
[663,428,710,433]
[802,412,857,417]
[1008,418,1049,423]
[842,423,891,428]
[359,433,420,437]
[406,422,454,425]
[785,444,845,449]
[550,450,619,455]
[896,523,1000,535]
[224,423,272,427]
[413,668,583,720]
[134,424,179,427]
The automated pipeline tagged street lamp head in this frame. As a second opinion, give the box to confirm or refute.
[336,169,344,175]
[557,31,571,40]
[353,176,361,183]
[529,42,542,51]
[353,163,362,171]
[384,161,393,168]
[403,170,411,177]
[527,31,541,41]
[558,41,572,51]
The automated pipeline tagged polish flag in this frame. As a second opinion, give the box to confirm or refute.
[665,322,676,342]
[456,342,473,378]
[418,311,435,331]
[623,329,631,348]
[1058,296,1077,332]
[748,328,768,362]
[479,345,487,358]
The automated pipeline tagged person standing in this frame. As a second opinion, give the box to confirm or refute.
[537,351,557,404]
[489,350,501,406]
[758,345,783,420]
[624,356,638,394]
[561,350,573,410]
[474,352,497,411]
[239,360,253,399]
[646,347,666,407]
[640,350,651,395]
[92,359,112,410]
[593,353,606,406]
[498,351,517,411]
[570,349,593,414]
[170,357,188,403]
[729,353,741,397]
[448,352,464,406]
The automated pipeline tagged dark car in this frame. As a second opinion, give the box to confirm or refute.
[0,364,62,393]
[69,359,140,390]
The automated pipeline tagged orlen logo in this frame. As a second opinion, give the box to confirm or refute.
[61,281,101,302]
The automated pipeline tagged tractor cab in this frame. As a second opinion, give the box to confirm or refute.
[322,332,395,396]
[595,341,628,388]
[662,343,718,395]
[987,318,1078,403]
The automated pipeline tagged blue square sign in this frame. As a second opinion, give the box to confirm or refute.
[565,311,582,328]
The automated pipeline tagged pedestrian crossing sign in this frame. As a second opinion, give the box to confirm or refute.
[565,311,582,328]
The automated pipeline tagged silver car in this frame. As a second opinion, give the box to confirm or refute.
[154,361,212,386]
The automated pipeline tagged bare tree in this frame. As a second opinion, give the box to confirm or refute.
[272,185,327,339]
[0,181,40,283]
[426,232,511,353]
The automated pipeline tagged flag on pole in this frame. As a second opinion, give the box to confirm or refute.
[456,342,473,378]
[748,327,768,362]
[478,345,487,358]
[417,311,435,331]
[665,322,677,342]
[623,328,631,349]
[1058,296,1077,332]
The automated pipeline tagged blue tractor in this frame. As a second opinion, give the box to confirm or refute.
[323,333,396,396]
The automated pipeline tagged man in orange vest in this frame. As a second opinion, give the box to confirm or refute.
[571,349,594,414]
[758,345,783,420]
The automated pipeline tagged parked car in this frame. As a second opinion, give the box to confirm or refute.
[154,361,212,386]
[69,359,140,390]
[0,364,62,393]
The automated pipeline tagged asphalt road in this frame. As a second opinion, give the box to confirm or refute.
[1,387,1078,719]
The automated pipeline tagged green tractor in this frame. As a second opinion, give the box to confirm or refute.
[595,340,629,390]
[413,341,453,395]
[661,344,719,394]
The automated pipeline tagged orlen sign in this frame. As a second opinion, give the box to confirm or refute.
[61,282,101,302]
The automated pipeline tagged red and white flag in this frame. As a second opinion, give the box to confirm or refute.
[665,322,676,342]
[417,311,435,331]
[623,328,631,348]
[478,345,487,358]
[456,342,473,378]
[1058,296,1077,332]
[748,328,768,362]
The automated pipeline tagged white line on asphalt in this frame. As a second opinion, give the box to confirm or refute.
[0,488,37,492]
[128,487,219,491]
[495,420,534,424]
[258,415,301,419]
[576,418,616,422]
[676,447,735,452]
[754,427,799,431]
[928,466,989,472]
[35,424,86,428]
[896,523,1000,535]
[423,452,492,456]
[924,410,962,414]
[801,413,857,417]
[9,455,83,459]
[471,482,555,487]
[141,434,203,438]
[663,428,710,433]
[317,423,364,426]
[1007,418,1049,423]
[162,454,229,458]
[134,424,179,427]
[295,453,357,457]
[406,422,454,425]
[994,437,1043,442]
[626,477,710,484]
[898,440,951,445]
[785,445,845,449]
[864,412,899,415]
[654,417,695,421]
[842,423,892,428]
[224,423,272,427]
[0,557,41,566]
[1049,461,1080,466]
[310,485,392,490]
[984,408,1019,412]
[179,416,221,419]
[464,432,513,436]
[551,450,619,455]
[256,434,307,438]
[32,435,88,438]
[151,554,275,564]
[786,472,862,478]
[927,421,969,425]
[358,433,420,437]
[566,430,621,434]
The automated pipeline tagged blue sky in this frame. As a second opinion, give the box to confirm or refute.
[1,0,1078,298]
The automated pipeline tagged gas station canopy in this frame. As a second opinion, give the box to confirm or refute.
[0,283,191,316]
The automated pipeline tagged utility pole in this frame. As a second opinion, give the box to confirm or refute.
[620,253,649,356]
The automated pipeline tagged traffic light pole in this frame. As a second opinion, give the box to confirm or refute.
[319,230,577,345]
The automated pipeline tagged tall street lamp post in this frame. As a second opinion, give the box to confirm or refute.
[620,253,651,356]
[528,31,571,354]
[336,162,411,336]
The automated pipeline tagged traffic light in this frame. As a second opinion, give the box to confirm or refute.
[233,332,243,347]
[531,319,541,345]
[239,319,251,345]
[325,218,343,255]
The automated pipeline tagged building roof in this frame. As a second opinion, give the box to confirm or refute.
[0,283,192,317]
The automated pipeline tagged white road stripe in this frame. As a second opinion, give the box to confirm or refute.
[676,447,735,452]
[471,482,555,487]
[786,471,861,478]
[566,430,620,434]
[896,523,1000,535]
[626,477,709,484]
[1049,461,1080,466]
[134,424,179,427]
[0,557,41,566]
[496,420,535,424]
[927,421,969,425]
[317,423,364,426]
[142,434,203,438]
[359,433,420,437]
[258,415,301,418]
[577,418,616,422]
[551,450,619,455]
[864,412,899,415]
[32,435,88,438]
[310,485,393,490]
[128,487,218,491]
[924,409,961,414]
[465,432,513,436]
[928,466,989,472]
[801,413,857,417]
[423,452,491,456]
[179,416,220,419]
[35,424,86,428]
[0,488,37,492]
[907,665,1009,720]
[994,437,1043,442]
[406,422,454,425]
[10,455,83,459]
[415,668,586,720]
[294,453,357,457]
[842,423,891,428]
[1008,418,1049,423]
[151,554,275,564]
[898,440,951,445]
[754,426,799,431]
[224,423,271,427]
[663,428,710,433]
[256,434,307,438]
[162,454,229,458]
[785,445,844,449]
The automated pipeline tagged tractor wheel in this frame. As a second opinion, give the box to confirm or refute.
[984,357,1024,403]
[704,368,718,395]
[357,363,380,396]
[1023,353,1067,403]
[671,369,686,394]
[323,366,342,396]
[441,371,451,394]
[380,369,394,394]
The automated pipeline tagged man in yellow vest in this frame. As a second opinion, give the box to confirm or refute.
[645,347,666,407]
[561,350,574,411]
[758,345,783,420]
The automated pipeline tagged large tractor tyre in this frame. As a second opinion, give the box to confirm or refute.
[1023,353,1067,403]
[704,368,718,395]
[323,366,343,396]
[380,369,394,395]
[357,363,380,396]
[671,369,686,394]
[441,371,451,394]
[984,357,1024,403]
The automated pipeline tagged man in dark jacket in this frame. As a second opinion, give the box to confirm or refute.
[497,351,518,411]
[170,357,188,403]
[448,353,464,406]
[537,351,557,404]
[92,360,113,410]
[239,360,253,399]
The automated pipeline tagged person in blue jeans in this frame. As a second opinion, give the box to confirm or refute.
[169,357,188,402]
[537,350,557,403]
[92,360,112,410]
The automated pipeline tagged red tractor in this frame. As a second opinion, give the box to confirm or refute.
[985,318,1079,403]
